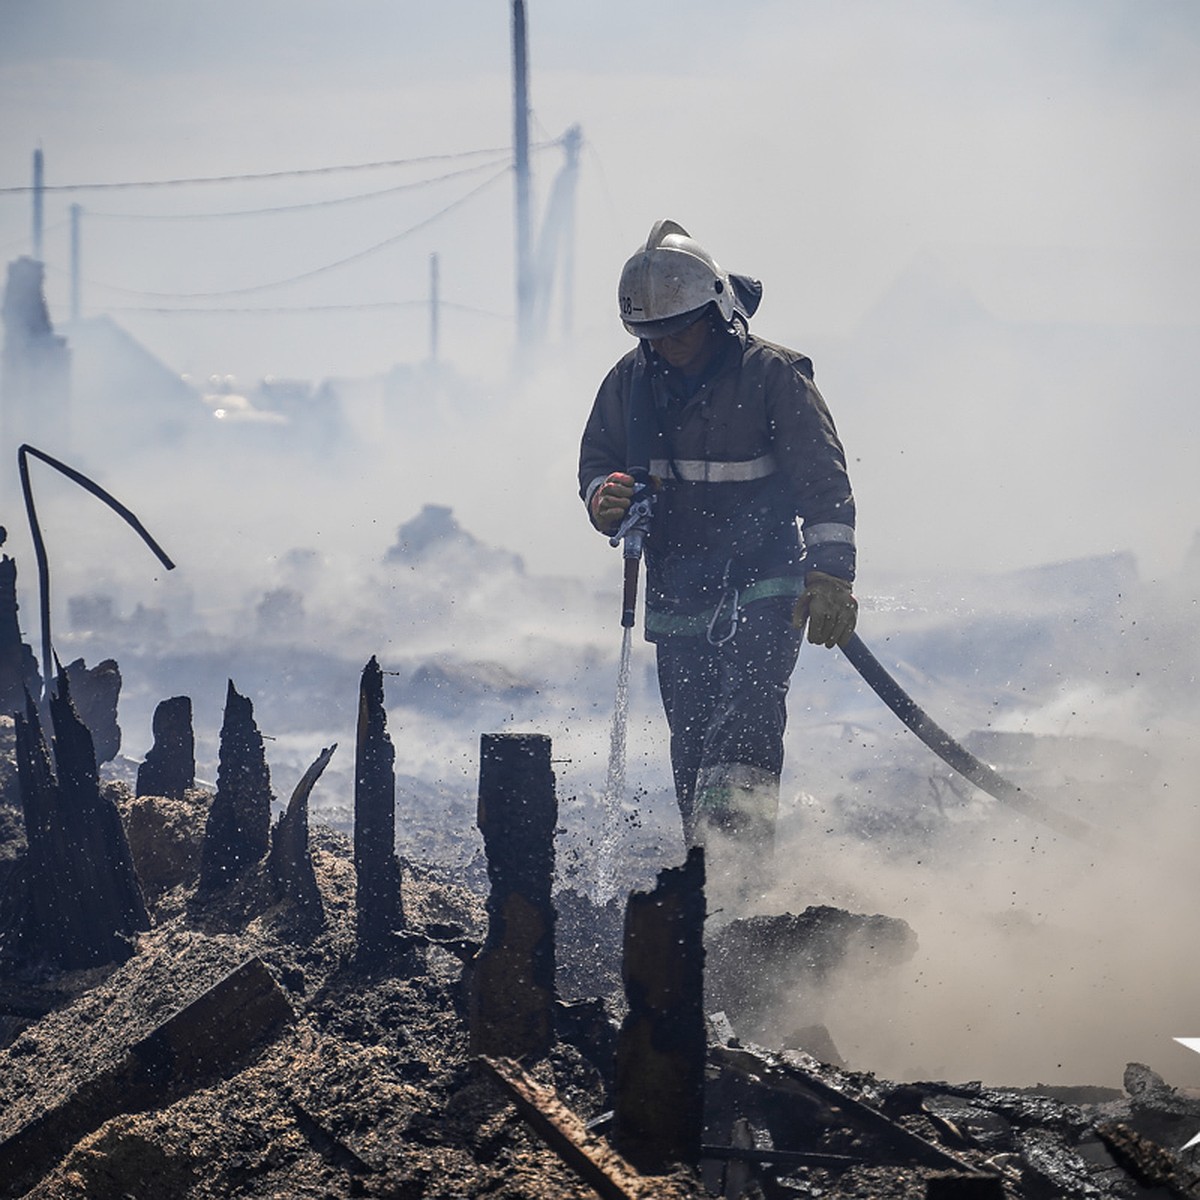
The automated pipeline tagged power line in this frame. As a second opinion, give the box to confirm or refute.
[54,165,511,301]
[84,154,517,221]
[0,141,559,194]
[103,299,512,320]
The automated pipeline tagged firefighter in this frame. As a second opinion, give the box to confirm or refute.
[579,220,857,903]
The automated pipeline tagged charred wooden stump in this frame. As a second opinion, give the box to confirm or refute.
[613,845,706,1174]
[198,681,273,892]
[467,732,557,1061]
[12,671,149,969]
[267,744,334,932]
[354,657,405,969]
[61,657,121,765]
[136,695,195,799]
[0,551,39,716]
[0,956,292,1197]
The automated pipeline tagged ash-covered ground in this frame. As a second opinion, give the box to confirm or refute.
[53,501,1200,1089]
[2,775,1200,1199]
[1,503,1198,1197]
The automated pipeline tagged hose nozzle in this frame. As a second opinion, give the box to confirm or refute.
[611,468,655,627]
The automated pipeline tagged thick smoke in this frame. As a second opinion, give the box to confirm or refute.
[760,561,1200,1090]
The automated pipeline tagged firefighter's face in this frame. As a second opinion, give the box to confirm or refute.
[650,315,713,374]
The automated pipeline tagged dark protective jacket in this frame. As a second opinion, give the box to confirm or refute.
[578,322,856,640]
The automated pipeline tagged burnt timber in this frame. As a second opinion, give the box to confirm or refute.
[0,663,1196,1197]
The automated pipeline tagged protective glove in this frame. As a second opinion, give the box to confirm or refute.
[793,571,858,648]
[590,471,635,534]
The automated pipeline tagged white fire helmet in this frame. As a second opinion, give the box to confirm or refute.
[617,219,736,339]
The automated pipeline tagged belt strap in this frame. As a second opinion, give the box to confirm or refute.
[645,576,804,637]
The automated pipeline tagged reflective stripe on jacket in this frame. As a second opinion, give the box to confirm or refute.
[579,325,856,635]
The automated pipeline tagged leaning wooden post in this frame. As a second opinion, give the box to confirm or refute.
[613,845,707,1174]
[468,732,557,1060]
[354,657,405,969]
[267,744,335,933]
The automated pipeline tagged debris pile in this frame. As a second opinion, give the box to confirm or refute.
[0,654,1198,1200]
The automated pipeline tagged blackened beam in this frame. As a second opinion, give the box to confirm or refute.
[709,1045,986,1175]
[480,1056,695,1200]
[136,695,195,799]
[700,1144,872,1169]
[289,1100,377,1178]
[16,676,149,970]
[0,957,292,1198]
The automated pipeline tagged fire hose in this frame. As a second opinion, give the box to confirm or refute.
[610,502,1102,846]
[837,632,1103,845]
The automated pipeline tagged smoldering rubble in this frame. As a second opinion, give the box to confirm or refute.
[0,484,1195,1197]
[0,624,1199,1198]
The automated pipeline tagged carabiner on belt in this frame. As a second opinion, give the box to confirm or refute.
[706,560,741,646]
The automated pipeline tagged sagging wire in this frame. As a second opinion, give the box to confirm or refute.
[83,154,517,221]
[0,143,551,194]
[56,165,512,302]
[18,445,175,698]
[101,299,513,320]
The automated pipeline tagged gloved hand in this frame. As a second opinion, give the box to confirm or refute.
[590,471,635,534]
[793,571,858,648]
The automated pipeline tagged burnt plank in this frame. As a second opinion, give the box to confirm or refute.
[0,956,292,1198]
[479,1055,650,1200]
[710,1044,982,1174]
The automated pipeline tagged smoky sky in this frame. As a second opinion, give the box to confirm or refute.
[1,1,1196,580]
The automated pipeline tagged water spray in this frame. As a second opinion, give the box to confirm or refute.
[594,467,656,899]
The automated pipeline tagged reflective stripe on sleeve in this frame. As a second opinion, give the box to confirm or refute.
[804,522,856,547]
[649,452,777,483]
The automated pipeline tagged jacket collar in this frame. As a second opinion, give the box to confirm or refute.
[643,319,746,402]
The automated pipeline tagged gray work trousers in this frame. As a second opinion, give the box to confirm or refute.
[654,596,802,850]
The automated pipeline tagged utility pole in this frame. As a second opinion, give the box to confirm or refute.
[511,0,534,353]
[429,252,440,364]
[70,204,82,321]
[529,124,582,344]
[560,125,581,338]
[32,148,44,261]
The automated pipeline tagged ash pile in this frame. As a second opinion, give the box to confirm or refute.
[0,661,1199,1200]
